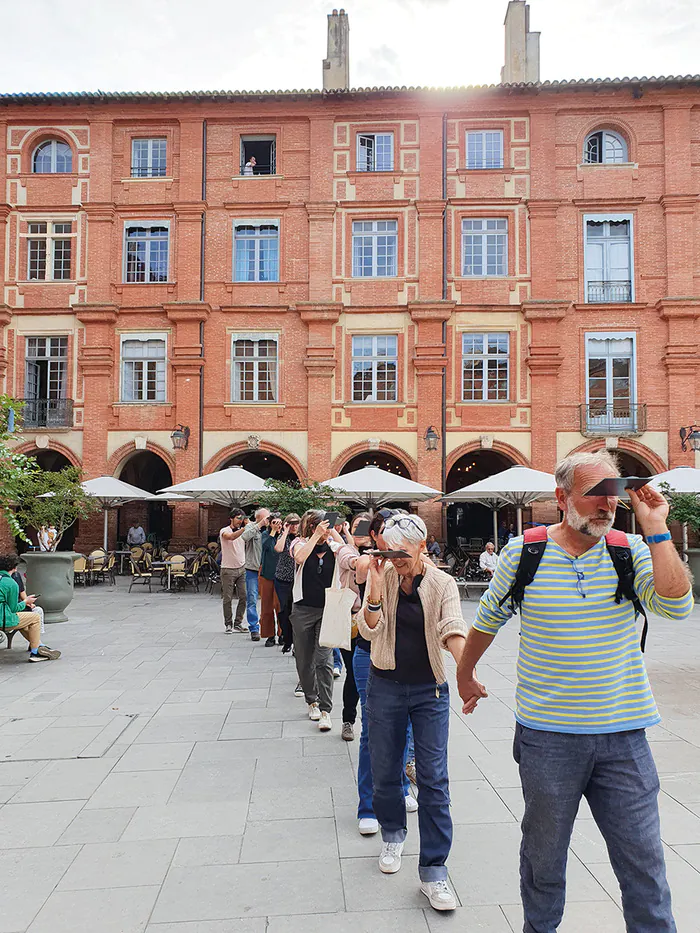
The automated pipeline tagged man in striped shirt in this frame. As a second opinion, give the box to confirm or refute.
[457,451,693,933]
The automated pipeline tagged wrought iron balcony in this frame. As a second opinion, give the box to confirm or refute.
[579,403,647,436]
[587,280,632,303]
[20,398,74,429]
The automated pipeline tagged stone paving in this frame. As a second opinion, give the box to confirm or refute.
[1,582,700,932]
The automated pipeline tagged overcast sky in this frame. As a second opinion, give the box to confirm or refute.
[1,0,698,94]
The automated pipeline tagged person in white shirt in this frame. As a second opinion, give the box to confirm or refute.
[243,155,256,175]
[479,542,499,576]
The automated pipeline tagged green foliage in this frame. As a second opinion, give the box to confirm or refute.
[14,466,99,549]
[0,396,41,541]
[659,482,700,533]
[256,479,350,519]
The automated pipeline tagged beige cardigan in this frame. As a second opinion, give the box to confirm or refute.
[356,559,468,684]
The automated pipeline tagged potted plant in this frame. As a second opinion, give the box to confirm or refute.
[660,482,700,596]
[13,466,98,622]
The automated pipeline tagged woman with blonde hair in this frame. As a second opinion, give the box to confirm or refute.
[358,513,468,911]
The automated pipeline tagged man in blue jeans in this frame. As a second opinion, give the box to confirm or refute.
[457,451,693,933]
[240,508,270,642]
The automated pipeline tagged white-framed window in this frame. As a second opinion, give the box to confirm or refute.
[462,218,508,276]
[120,333,167,403]
[466,130,504,170]
[461,333,509,402]
[131,138,167,177]
[240,136,276,175]
[584,214,633,303]
[231,333,278,403]
[233,221,279,282]
[32,139,72,174]
[357,133,394,172]
[27,222,73,281]
[583,130,628,165]
[124,222,170,283]
[352,220,398,277]
[585,332,636,431]
[351,335,398,402]
[25,337,68,401]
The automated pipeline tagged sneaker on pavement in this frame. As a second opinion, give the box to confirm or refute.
[294,682,304,697]
[264,636,276,647]
[405,758,417,784]
[358,817,379,835]
[405,793,418,813]
[333,666,342,678]
[233,622,246,633]
[420,879,457,911]
[341,721,354,742]
[308,702,321,721]
[225,623,233,634]
[379,841,404,874]
[250,631,261,642]
[29,646,61,662]
[319,711,332,731]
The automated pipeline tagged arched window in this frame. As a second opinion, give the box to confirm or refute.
[32,139,73,174]
[583,130,628,165]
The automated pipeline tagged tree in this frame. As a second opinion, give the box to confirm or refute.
[0,395,41,541]
[14,466,99,550]
[255,479,350,519]
[659,482,700,534]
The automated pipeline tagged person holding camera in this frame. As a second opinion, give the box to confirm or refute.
[274,513,301,653]
[290,509,336,732]
[260,515,283,646]
[219,509,248,634]
[240,508,271,642]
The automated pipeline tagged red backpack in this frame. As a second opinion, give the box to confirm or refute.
[498,525,649,651]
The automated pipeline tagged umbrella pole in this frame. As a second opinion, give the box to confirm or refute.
[683,522,689,562]
[103,508,109,550]
[492,509,499,551]
[517,508,523,536]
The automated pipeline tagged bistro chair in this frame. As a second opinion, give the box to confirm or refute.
[167,554,188,589]
[73,555,89,586]
[93,551,116,586]
[128,557,152,593]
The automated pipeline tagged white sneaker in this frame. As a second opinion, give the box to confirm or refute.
[333,666,342,678]
[420,879,457,911]
[379,841,404,874]
[308,703,321,721]
[358,817,379,835]
[319,711,332,731]
[405,793,418,813]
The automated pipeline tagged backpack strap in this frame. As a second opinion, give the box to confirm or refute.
[498,526,548,613]
[604,531,649,652]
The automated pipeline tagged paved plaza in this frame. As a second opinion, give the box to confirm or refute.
[1,584,700,933]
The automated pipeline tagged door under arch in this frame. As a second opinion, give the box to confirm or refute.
[446,450,525,549]
[118,451,174,544]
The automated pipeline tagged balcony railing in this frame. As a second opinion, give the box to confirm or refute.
[587,280,632,303]
[20,398,74,429]
[579,403,647,436]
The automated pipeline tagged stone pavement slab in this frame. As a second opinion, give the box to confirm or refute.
[1,584,700,932]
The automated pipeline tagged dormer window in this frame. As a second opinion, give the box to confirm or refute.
[32,139,72,174]
[583,130,628,164]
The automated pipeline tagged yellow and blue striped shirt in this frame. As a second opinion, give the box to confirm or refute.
[473,534,693,734]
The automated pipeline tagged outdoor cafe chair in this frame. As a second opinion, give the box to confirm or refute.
[128,558,152,593]
[130,546,144,563]
[73,555,89,586]
[93,552,116,586]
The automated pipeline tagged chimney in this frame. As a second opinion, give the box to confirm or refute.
[501,1,540,84]
[323,9,349,91]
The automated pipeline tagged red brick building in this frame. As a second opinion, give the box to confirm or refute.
[1,3,698,547]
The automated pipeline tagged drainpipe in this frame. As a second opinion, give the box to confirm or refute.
[441,111,448,539]
[199,120,207,477]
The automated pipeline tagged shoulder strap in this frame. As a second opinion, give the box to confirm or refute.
[604,532,649,652]
[498,528,548,613]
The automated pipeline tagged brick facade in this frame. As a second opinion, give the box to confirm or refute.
[1,79,699,547]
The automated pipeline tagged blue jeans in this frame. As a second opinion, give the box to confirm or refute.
[245,569,260,633]
[366,669,451,882]
[514,723,675,933]
[353,647,410,819]
[333,648,343,670]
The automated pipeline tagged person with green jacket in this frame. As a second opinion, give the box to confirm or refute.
[0,554,60,662]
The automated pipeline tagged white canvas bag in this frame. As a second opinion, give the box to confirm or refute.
[319,561,355,650]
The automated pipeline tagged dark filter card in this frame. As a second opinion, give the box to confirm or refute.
[584,476,653,497]
[353,519,371,537]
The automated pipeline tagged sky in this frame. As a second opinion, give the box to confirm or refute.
[1,0,698,94]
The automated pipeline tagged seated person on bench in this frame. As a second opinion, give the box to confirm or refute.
[0,554,60,662]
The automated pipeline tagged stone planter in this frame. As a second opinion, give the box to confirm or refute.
[686,549,700,598]
[20,551,78,624]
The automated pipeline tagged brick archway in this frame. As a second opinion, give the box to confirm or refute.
[446,440,529,476]
[106,441,176,479]
[204,441,306,482]
[13,439,81,469]
[569,438,667,475]
[330,441,418,481]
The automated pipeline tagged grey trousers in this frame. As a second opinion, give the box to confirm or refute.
[221,567,246,627]
[290,603,334,713]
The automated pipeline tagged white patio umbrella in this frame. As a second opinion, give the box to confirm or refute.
[320,465,442,510]
[443,465,556,536]
[82,476,155,549]
[157,465,267,508]
[649,467,700,558]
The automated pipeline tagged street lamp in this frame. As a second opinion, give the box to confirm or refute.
[424,425,440,452]
[680,425,700,453]
[171,424,191,451]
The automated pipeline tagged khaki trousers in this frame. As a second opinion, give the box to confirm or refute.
[220,567,246,627]
[7,612,42,650]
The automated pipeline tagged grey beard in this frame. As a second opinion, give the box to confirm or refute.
[567,502,614,538]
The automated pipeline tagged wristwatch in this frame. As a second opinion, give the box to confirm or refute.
[646,531,672,544]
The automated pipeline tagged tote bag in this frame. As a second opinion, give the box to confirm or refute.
[319,562,355,650]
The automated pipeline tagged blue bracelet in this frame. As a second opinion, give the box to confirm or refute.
[646,532,672,544]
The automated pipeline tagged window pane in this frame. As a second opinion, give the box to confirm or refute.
[28,239,47,280]
[375,134,393,171]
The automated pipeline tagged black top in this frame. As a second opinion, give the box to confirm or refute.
[298,544,335,608]
[373,574,434,684]
[355,579,370,653]
[11,571,24,594]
